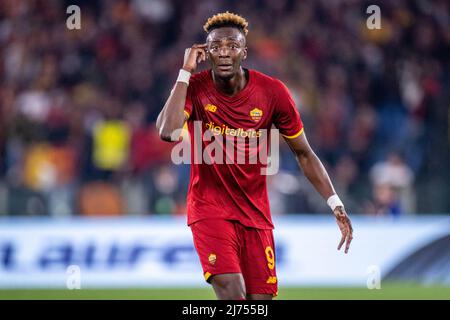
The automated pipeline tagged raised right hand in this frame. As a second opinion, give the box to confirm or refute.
[182,43,207,73]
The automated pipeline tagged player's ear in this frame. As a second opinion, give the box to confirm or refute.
[242,47,247,60]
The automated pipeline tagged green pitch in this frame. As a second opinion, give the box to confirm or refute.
[1,284,449,300]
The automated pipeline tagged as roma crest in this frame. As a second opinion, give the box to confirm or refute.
[208,253,217,265]
[250,108,263,122]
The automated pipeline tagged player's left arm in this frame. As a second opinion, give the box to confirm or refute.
[284,132,354,254]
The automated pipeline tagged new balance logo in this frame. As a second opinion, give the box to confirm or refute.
[204,104,217,112]
[266,276,277,284]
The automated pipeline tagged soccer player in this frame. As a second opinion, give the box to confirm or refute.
[156,12,353,300]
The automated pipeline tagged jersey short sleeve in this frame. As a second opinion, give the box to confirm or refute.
[272,80,304,139]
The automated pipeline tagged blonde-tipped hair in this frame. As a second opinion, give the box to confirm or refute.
[203,11,249,36]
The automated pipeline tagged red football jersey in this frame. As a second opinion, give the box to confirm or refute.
[184,69,304,229]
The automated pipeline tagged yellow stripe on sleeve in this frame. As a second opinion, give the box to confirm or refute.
[184,110,190,119]
[281,127,304,139]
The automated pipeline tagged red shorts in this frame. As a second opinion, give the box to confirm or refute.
[190,219,278,296]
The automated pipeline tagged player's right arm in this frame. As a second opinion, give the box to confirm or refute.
[156,43,207,142]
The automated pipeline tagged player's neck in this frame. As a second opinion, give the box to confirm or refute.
[212,67,248,97]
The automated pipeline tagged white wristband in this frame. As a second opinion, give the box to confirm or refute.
[327,194,344,211]
[177,69,191,85]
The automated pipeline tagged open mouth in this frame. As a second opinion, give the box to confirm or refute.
[218,64,233,71]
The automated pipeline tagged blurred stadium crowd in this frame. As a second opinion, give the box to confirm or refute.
[0,0,449,217]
